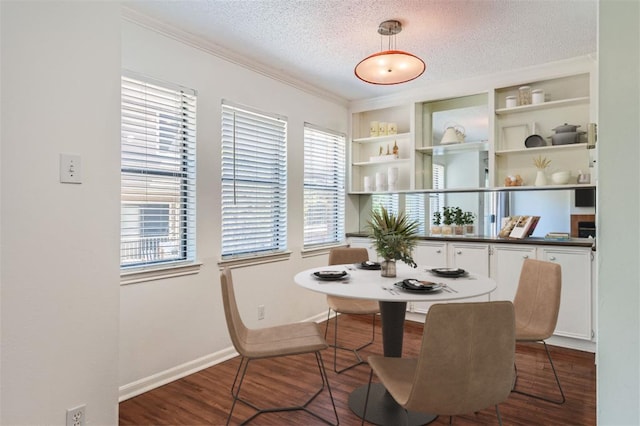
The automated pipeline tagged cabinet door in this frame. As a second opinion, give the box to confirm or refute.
[449,242,489,276]
[540,247,592,340]
[411,242,448,314]
[491,244,537,302]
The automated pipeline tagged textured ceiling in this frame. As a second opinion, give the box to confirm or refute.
[123,0,597,102]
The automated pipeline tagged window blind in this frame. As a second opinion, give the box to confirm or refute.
[221,102,287,258]
[405,193,426,234]
[372,193,399,216]
[429,163,445,220]
[303,124,345,248]
[120,74,197,269]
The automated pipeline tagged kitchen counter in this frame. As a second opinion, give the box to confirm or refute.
[346,233,596,250]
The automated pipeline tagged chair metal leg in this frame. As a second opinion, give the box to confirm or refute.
[326,310,377,374]
[226,352,339,425]
[512,340,566,404]
[495,404,503,426]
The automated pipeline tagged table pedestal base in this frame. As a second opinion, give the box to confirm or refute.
[348,383,437,426]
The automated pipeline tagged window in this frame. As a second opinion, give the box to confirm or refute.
[120,74,197,270]
[372,193,399,216]
[303,124,345,248]
[405,193,426,234]
[221,102,287,258]
[430,163,445,220]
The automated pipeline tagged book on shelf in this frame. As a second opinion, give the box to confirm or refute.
[545,232,571,241]
[499,215,541,239]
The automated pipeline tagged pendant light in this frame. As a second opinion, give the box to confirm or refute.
[355,20,426,85]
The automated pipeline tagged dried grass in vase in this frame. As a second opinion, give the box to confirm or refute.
[533,155,551,170]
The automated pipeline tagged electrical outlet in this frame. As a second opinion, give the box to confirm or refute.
[258,304,265,320]
[66,405,85,426]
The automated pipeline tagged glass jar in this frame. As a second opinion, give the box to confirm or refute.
[518,86,532,105]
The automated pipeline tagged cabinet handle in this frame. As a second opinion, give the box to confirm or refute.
[436,249,441,254]
[457,250,462,255]
[523,255,529,259]
[549,256,556,261]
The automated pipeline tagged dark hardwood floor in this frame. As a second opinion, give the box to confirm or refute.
[119,314,596,425]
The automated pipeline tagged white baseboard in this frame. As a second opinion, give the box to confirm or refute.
[119,346,238,402]
[119,312,332,402]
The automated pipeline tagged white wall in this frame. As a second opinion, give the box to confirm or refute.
[118,20,348,397]
[597,1,640,424]
[1,2,121,425]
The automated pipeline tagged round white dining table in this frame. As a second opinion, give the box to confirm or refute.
[294,262,497,426]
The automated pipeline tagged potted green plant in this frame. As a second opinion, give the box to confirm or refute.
[453,207,465,235]
[431,211,442,235]
[442,207,454,235]
[462,211,476,235]
[367,206,419,277]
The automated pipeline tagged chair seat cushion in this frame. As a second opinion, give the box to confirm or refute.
[326,295,380,314]
[243,321,327,358]
[367,355,417,406]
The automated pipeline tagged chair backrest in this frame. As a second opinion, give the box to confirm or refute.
[328,247,369,265]
[220,267,250,356]
[513,259,562,340]
[406,301,515,415]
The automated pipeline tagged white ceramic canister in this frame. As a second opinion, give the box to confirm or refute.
[505,96,517,108]
[532,89,545,104]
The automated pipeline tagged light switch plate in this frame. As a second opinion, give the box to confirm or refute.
[60,153,82,184]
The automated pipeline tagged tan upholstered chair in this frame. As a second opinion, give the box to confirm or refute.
[361,301,516,426]
[325,247,380,373]
[512,258,565,404]
[220,268,338,425]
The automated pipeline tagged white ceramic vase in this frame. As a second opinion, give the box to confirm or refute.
[535,170,547,186]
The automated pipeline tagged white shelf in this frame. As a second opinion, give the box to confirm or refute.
[352,158,411,167]
[495,143,589,156]
[495,97,589,115]
[416,141,489,155]
[353,132,410,144]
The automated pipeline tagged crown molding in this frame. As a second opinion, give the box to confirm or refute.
[121,7,349,107]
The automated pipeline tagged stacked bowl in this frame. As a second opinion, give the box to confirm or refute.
[549,123,585,145]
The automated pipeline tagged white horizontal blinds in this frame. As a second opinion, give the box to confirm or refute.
[221,102,287,258]
[120,75,197,269]
[303,124,346,248]
[405,193,426,234]
[372,193,399,216]
[430,163,445,219]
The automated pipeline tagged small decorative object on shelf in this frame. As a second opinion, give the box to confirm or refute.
[370,121,379,137]
[463,211,476,236]
[505,95,517,108]
[392,141,399,156]
[375,172,386,192]
[453,207,465,236]
[533,155,551,186]
[431,211,442,236]
[363,175,372,192]
[504,174,524,186]
[388,122,397,135]
[387,167,398,191]
[378,122,388,136]
[441,207,455,235]
[367,206,419,277]
[532,89,545,104]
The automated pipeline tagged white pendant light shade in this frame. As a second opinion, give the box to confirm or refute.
[355,50,426,85]
[355,20,426,85]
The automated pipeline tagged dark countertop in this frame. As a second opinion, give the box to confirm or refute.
[346,233,596,250]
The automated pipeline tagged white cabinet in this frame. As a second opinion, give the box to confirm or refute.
[539,246,593,340]
[449,242,489,276]
[411,242,448,314]
[491,244,537,302]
